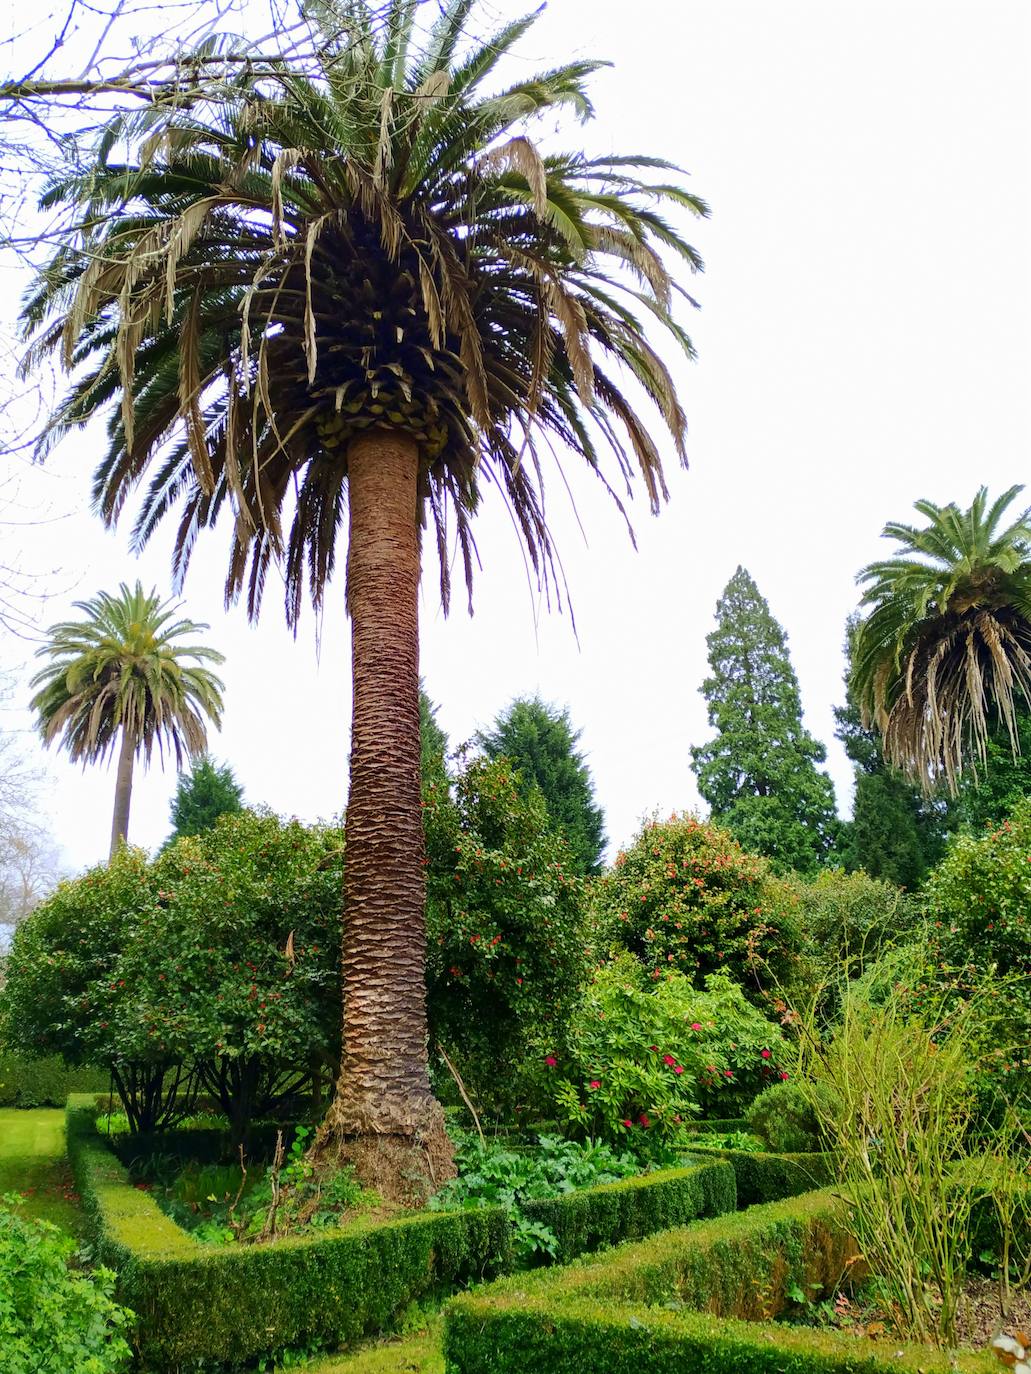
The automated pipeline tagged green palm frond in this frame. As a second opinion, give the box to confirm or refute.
[851,486,1031,792]
[21,1,706,627]
[30,582,225,768]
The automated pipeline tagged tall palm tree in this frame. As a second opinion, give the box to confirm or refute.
[30,583,225,857]
[21,0,706,1194]
[851,486,1031,793]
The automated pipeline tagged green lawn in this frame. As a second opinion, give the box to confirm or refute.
[301,1323,443,1374]
[0,1107,85,1236]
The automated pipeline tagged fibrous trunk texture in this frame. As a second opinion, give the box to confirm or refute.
[109,726,135,859]
[316,428,454,1204]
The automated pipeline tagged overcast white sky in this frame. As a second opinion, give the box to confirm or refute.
[1,0,1030,875]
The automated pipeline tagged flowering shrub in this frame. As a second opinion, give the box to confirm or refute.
[543,957,786,1152]
[593,813,799,1000]
[922,799,1031,1107]
[424,755,587,1111]
[0,813,343,1139]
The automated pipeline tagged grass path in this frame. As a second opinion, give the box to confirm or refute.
[0,1107,84,1236]
[302,1323,443,1374]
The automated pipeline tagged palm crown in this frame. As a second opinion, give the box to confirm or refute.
[851,485,1031,791]
[23,0,707,625]
[31,582,225,768]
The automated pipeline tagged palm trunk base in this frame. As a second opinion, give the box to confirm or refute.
[312,1092,455,1206]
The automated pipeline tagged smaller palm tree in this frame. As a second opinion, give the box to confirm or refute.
[851,486,1031,792]
[31,583,225,856]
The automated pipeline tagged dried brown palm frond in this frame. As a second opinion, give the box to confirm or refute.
[21,0,708,632]
[852,487,1031,792]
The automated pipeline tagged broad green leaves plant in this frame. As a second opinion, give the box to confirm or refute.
[429,1131,641,1262]
[0,1194,133,1373]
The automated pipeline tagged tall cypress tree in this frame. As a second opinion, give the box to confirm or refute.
[477,696,606,874]
[168,755,244,841]
[834,618,948,888]
[690,567,837,874]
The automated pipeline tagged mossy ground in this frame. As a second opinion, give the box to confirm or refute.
[0,1107,85,1236]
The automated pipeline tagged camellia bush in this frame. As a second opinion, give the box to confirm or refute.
[424,755,587,1112]
[592,813,800,1000]
[0,812,343,1139]
[543,956,786,1152]
[922,798,1031,1107]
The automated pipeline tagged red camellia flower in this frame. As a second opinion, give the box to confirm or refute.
[723,1069,734,1078]
[760,1048,772,1059]
[663,1054,676,1066]
[780,1071,790,1080]
[674,1064,684,1075]
[690,1022,702,1031]
[622,1119,633,1128]
[588,1080,601,1090]
[639,1113,650,1127]
[545,1056,557,1067]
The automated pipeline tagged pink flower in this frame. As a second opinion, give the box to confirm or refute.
[690,1022,702,1031]
[780,1071,790,1080]
[639,1114,650,1128]
[760,1048,772,1059]
[723,1070,734,1079]
[663,1054,676,1066]
[544,1056,557,1067]
[622,1119,633,1128]
[674,1065,684,1075]
[588,1080,601,1090]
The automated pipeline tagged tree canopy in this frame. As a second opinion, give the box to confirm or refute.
[852,486,1031,793]
[477,696,606,874]
[168,755,245,842]
[834,618,947,888]
[690,567,838,873]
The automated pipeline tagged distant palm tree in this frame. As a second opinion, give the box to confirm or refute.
[851,486,1031,792]
[31,583,225,857]
[21,0,705,1192]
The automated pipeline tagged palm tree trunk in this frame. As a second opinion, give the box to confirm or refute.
[317,428,454,1203]
[109,726,135,859]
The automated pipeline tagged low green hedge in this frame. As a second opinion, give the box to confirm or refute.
[67,1099,511,1369]
[523,1157,736,1264]
[688,1144,835,1205]
[66,1100,735,1368]
[683,1116,748,1133]
[444,1296,991,1374]
[443,1190,992,1374]
[0,1053,108,1108]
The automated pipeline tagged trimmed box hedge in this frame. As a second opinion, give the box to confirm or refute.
[66,1099,736,1368]
[688,1143,835,1205]
[443,1189,993,1374]
[0,1053,107,1108]
[67,1098,511,1368]
[523,1156,735,1264]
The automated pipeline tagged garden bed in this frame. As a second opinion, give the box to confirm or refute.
[66,1097,737,1368]
[443,1188,996,1374]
